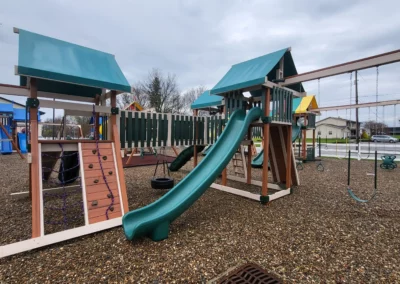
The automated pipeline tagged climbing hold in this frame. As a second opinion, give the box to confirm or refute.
[94,179,99,184]
[107,193,113,198]
[92,149,97,154]
[92,200,98,206]
[110,206,114,212]
[102,156,107,161]
[88,164,93,169]
[108,171,113,175]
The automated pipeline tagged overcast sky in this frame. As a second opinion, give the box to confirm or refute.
[1,0,399,126]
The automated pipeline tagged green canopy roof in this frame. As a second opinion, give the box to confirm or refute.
[16,29,131,98]
[191,90,222,109]
[211,47,304,96]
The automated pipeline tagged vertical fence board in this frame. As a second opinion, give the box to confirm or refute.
[171,115,175,146]
[120,111,126,148]
[152,113,157,147]
[133,112,139,147]
[127,112,132,148]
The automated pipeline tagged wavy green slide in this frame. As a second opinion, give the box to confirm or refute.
[122,107,262,241]
[251,123,301,168]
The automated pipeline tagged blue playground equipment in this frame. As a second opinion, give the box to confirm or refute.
[0,124,12,154]
[17,132,27,154]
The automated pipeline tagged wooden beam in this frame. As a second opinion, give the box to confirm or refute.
[315,99,400,112]
[193,109,198,167]
[29,78,41,238]
[247,127,252,184]
[111,135,129,214]
[261,88,271,196]
[0,217,122,258]
[286,125,292,188]
[283,49,400,86]
[263,81,305,97]
[39,100,110,113]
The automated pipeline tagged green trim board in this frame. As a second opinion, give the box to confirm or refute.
[17,29,131,98]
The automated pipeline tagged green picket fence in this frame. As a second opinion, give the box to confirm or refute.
[119,111,224,149]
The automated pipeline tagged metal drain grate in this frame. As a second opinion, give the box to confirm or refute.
[217,263,282,284]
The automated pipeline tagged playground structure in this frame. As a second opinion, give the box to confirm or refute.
[0,96,44,156]
[0,28,131,257]
[0,27,399,257]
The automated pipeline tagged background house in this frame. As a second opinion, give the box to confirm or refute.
[307,117,361,139]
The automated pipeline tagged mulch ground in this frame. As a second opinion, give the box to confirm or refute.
[0,150,400,283]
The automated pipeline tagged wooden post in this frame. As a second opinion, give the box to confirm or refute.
[193,109,198,167]
[110,91,129,213]
[286,124,292,188]
[247,126,252,184]
[95,95,100,140]
[29,78,41,238]
[261,88,271,196]
[221,106,227,186]
[312,128,316,154]
[302,114,307,161]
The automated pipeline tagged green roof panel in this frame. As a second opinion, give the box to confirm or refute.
[210,48,289,95]
[17,29,131,97]
[191,90,223,109]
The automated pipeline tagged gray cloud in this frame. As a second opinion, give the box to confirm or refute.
[0,0,399,124]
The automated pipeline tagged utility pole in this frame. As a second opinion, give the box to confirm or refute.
[355,71,359,146]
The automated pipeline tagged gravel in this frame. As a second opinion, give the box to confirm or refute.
[1,151,400,283]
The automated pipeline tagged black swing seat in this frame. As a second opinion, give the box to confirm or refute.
[151,177,174,190]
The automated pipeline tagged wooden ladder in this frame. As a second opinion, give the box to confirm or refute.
[232,146,247,179]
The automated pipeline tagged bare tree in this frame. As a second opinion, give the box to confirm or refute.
[363,120,388,135]
[117,86,149,110]
[139,68,180,113]
[181,86,206,114]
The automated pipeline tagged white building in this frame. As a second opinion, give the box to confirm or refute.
[306,117,361,139]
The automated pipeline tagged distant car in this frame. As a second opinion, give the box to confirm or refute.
[371,135,399,143]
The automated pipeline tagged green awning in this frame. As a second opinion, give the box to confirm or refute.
[211,48,288,95]
[211,47,304,96]
[191,90,223,109]
[17,29,131,98]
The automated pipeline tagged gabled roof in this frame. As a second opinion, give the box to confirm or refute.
[16,29,131,98]
[292,95,319,113]
[124,101,144,111]
[191,90,223,109]
[210,47,304,96]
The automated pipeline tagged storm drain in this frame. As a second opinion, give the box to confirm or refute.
[217,263,282,284]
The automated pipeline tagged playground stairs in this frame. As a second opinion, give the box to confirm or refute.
[80,142,122,224]
[232,146,246,179]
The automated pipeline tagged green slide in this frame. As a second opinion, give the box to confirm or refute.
[251,123,301,168]
[169,145,206,172]
[122,107,262,241]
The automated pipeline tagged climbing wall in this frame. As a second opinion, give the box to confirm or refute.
[80,142,123,224]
